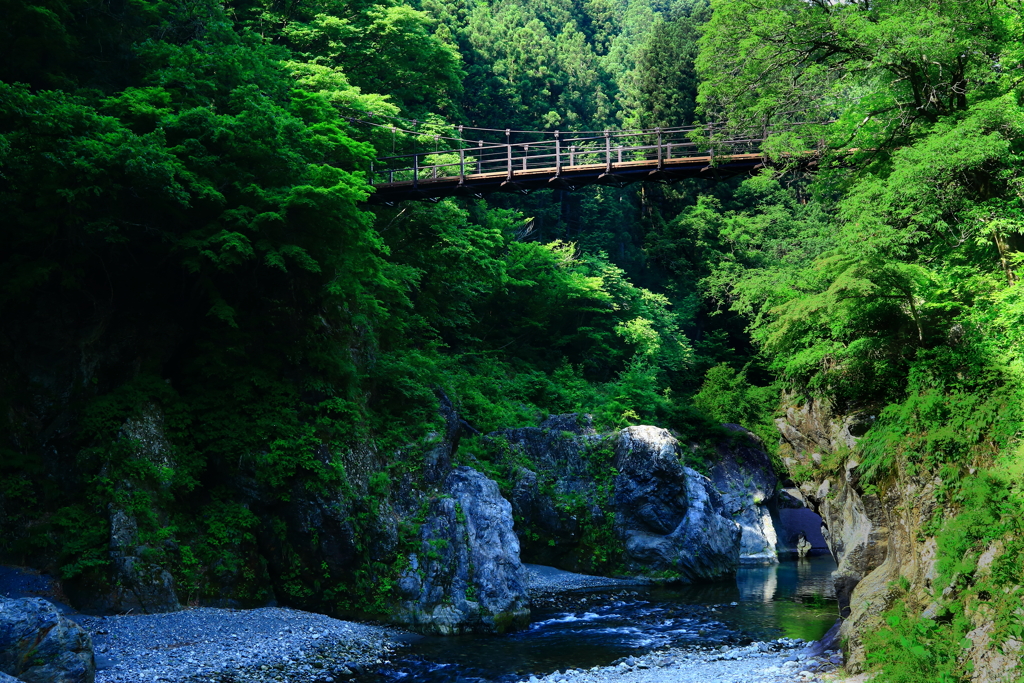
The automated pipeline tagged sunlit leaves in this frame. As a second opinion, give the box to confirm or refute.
[698,0,1023,151]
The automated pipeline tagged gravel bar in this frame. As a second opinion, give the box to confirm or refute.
[518,639,846,683]
[81,606,402,683]
[523,563,642,596]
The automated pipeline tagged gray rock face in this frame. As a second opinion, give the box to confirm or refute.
[495,418,780,581]
[422,392,465,484]
[0,598,95,683]
[776,397,890,619]
[107,509,182,614]
[807,463,890,617]
[614,426,741,581]
[492,414,608,570]
[776,395,964,674]
[709,426,779,566]
[395,467,529,634]
[775,395,873,464]
[64,406,183,615]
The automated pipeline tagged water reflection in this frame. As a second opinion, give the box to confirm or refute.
[737,564,778,603]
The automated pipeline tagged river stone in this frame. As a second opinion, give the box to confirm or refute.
[395,466,529,634]
[709,425,779,565]
[0,597,95,683]
[613,426,741,581]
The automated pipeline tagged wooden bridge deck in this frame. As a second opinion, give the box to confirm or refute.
[365,126,777,204]
[368,153,765,203]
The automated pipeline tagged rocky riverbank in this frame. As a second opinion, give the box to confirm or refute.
[83,606,401,683]
[517,639,845,683]
[524,563,641,596]
[82,603,845,683]
[75,564,644,682]
[4,562,848,683]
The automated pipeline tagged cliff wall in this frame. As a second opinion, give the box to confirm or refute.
[776,396,1023,681]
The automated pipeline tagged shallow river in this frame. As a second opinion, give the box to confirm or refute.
[374,555,839,683]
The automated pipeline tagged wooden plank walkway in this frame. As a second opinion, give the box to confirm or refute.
[366,126,772,203]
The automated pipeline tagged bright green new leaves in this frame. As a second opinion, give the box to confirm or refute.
[229,0,463,116]
[694,91,1024,405]
[698,0,1024,151]
[695,9,1024,679]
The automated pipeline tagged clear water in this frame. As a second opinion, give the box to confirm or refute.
[373,556,838,683]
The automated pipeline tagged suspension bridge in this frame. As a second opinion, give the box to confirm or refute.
[365,123,798,204]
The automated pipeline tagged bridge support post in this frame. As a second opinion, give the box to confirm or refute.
[656,127,663,170]
[458,125,465,185]
[477,141,483,174]
[413,154,419,189]
[555,131,561,177]
[605,130,611,173]
[433,135,439,179]
[506,129,512,181]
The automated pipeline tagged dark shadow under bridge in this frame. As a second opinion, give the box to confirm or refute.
[367,125,776,204]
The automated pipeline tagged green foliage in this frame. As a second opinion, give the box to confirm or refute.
[863,469,1024,683]
[864,600,968,683]
[697,0,1018,147]
[693,363,780,451]
[231,0,464,116]
[51,505,111,579]
[626,2,708,129]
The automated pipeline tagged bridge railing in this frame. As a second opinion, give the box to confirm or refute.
[369,126,766,187]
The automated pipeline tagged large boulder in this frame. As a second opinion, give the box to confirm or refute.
[0,598,95,683]
[614,426,741,581]
[709,425,780,565]
[395,467,530,634]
